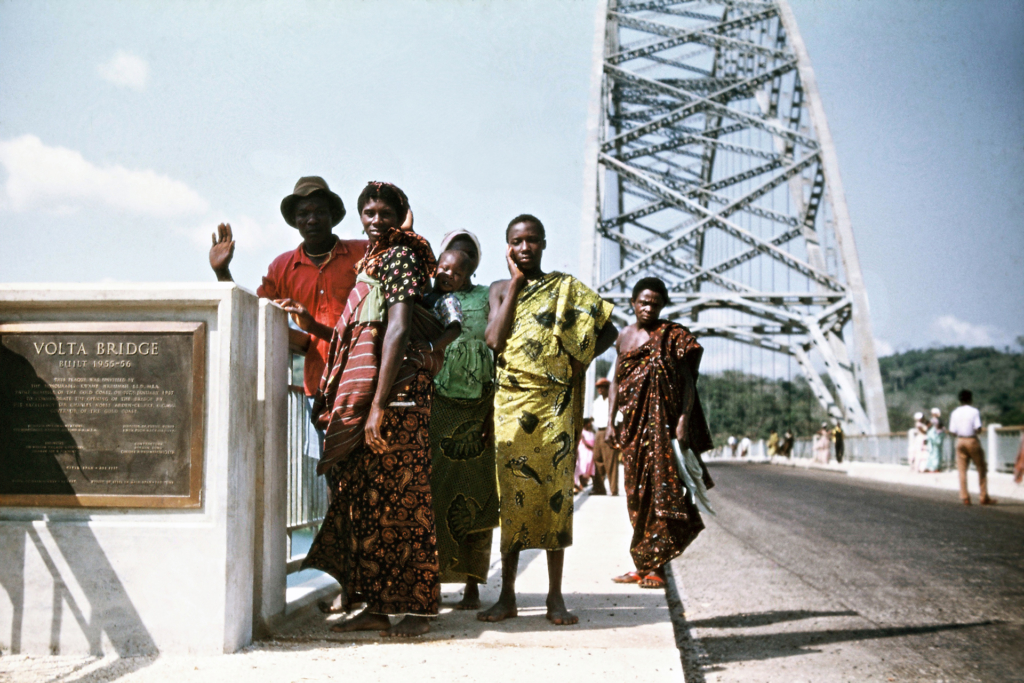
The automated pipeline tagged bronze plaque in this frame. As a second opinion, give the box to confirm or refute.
[0,322,205,508]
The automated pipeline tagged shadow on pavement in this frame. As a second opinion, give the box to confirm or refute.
[688,609,859,629]
[266,588,671,645]
[699,619,996,664]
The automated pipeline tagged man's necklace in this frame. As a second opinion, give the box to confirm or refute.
[304,241,336,259]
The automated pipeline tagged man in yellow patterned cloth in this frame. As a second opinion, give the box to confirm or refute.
[478,214,617,626]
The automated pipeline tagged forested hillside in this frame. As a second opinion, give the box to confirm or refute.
[880,345,1024,431]
[698,371,828,444]
[682,345,1023,443]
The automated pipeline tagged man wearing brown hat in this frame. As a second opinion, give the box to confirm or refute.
[209,176,368,403]
[591,377,621,495]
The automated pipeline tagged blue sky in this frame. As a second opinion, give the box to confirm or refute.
[1,0,1021,354]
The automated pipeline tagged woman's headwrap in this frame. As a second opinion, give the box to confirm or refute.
[438,230,482,274]
[355,181,437,278]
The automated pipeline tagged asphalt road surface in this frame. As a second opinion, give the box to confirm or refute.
[670,462,1024,682]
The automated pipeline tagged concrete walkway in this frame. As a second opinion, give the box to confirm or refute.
[0,493,685,682]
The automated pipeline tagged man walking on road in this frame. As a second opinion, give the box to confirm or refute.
[606,277,714,589]
[948,389,995,505]
[590,378,621,495]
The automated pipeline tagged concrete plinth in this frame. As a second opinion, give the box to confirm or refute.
[0,284,288,655]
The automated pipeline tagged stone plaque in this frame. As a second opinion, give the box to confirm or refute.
[0,322,205,508]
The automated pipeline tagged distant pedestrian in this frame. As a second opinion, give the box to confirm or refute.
[591,378,621,495]
[576,418,596,493]
[909,412,929,472]
[948,390,995,505]
[925,408,945,472]
[832,422,845,464]
[780,430,794,458]
[767,429,780,458]
[1014,431,1024,485]
[813,423,831,464]
[727,435,737,458]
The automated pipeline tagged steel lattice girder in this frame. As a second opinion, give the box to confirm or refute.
[582,0,890,434]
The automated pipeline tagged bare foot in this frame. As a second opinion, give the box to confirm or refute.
[545,595,578,625]
[381,615,430,638]
[455,582,481,611]
[329,610,391,633]
[477,595,518,622]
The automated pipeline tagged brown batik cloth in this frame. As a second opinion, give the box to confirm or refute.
[303,369,441,616]
[610,321,715,573]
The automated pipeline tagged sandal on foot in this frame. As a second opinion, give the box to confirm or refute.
[611,571,645,584]
[318,599,347,614]
[639,574,666,589]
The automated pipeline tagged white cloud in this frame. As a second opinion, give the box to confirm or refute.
[178,214,296,252]
[930,315,1004,347]
[97,50,148,90]
[0,135,208,217]
[873,337,894,357]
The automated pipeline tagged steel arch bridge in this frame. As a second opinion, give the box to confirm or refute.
[580,0,889,434]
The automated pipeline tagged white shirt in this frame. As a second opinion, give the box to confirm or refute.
[592,395,610,430]
[948,405,982,438]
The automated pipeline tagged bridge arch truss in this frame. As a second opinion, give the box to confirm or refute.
[580,0,889,434]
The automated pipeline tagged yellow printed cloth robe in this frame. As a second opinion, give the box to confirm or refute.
[493,272,614,552]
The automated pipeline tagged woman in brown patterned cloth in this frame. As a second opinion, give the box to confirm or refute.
[302,181,446,637]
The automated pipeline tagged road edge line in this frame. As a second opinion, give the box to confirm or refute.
[664,558,709,683]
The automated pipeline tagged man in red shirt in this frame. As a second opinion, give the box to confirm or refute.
[209,176,368,399]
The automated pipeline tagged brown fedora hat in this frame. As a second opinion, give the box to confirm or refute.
[280,176,346,227]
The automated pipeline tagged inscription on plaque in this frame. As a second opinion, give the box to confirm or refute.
[0,322,205,508]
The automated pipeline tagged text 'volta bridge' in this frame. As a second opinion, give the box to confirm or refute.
[580,0,890,435]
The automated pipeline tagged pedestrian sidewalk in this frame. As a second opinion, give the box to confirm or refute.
[713,455,1024,502]
[0,494,684,682]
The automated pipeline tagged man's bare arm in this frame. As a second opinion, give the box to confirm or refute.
[210,223,235,282]
[675,361,696,447]
[594,320,619,358]
[276,298,334,341]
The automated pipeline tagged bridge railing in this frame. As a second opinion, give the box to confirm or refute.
[285,371,329,574]
[716,428,1019,475]
[705,426,1022,474]
[790,432,952,468]
[993,426,1023,474]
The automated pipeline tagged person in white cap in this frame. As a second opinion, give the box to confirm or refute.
[924,408,945,472]
[910,412,929,472]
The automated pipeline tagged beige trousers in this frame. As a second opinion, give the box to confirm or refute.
[955,436,988,502]
[592,428,621,496]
